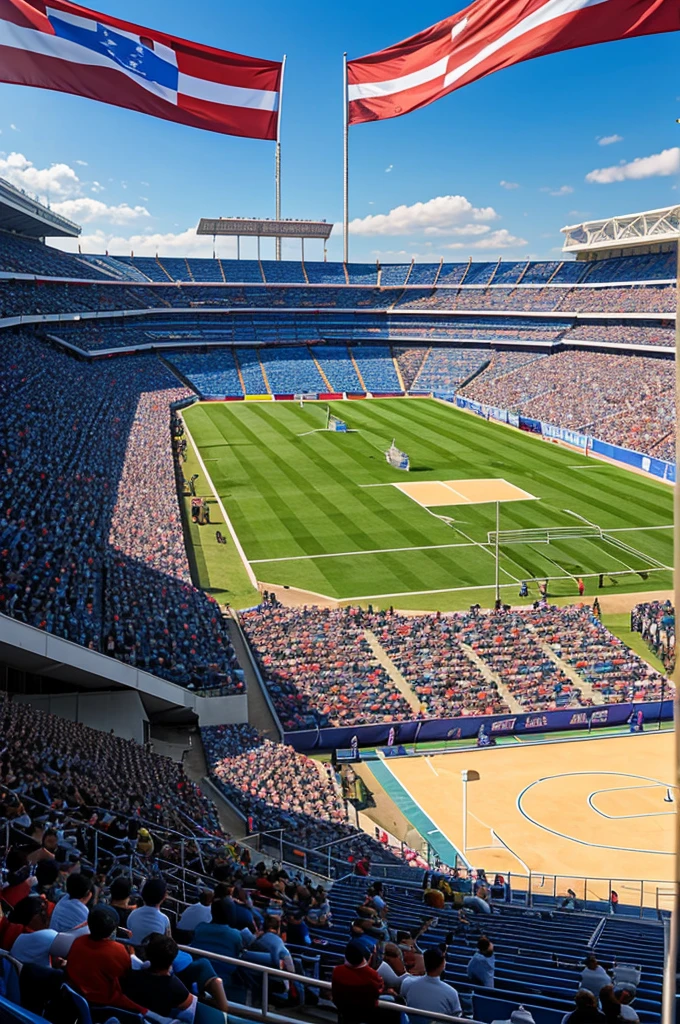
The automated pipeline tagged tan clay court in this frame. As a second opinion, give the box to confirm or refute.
[381,731,674,905]
[393,478,538,507]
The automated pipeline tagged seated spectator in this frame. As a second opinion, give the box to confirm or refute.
[108,877,135,927]
[66,904,147,1015]
[127,877,171,947]
[192,898,244,979]
[285,908,311,946]
[581,956,611,998]
[307,888,331,927]
[178,888,215,936]
[401,947,462,1023]
[467,936,495,987]
[123,932,228,1024]
[617,989,639,1022]
[251,915,294,972]
[377,942,407,991]
[7,895,58,967]
[50,873,93,932]
[331,939,384,1024]
[0,851,35,908]
[562,989,607,1024]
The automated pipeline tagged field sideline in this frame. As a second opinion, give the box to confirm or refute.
[183,398,673,611]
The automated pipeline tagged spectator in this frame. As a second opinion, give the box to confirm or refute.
[178,888,215,935]
[123,932,228,1024]
[66,904,147,1014]
[580,957,611,999]
[126,877,171,947]
[402,947,462,1024]
[108,877,135,927]
[467,936,495,987]
[252,915,295,972]
[50,873,93,932]
[192,898,244,980]
[7,895,58,968]
[562,990,607,1024]
[331,940,384,1024]
[617,989,639,1022]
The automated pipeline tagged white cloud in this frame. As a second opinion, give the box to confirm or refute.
[10,124,18,131]
[0,151,81,199]
[90,181,105,193]
[445,228,527,250]
[385,164,393,173]
[586,146,680,183]
[75,159,88,166]
[541,185,574,197]
[140,180,150,186]
[347,194,498,238]
[597,134,623,146]
[51,197,150,225]
[52,225,233,259]
[499,180,519,189]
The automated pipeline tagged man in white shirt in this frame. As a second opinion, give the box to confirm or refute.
[9,896,58,968]
[617,989,639,1021]
[178,889,214,935]
[580,956,611,998]
[49,874,93,932]
[403,948,461,1024]
[127,877,171,947]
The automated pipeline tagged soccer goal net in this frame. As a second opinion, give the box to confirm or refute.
[325,406,348,432]
[486,525,602,545]
[385,439,410,471]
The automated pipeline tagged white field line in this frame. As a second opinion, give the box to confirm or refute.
[250,540,480,565]
[607,525,673,533]
[182,414,258,589]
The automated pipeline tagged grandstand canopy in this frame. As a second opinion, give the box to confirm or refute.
[197,217,333,240]
[561,205,679,260]
[0,176,80,238]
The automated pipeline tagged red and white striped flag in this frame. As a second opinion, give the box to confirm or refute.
[0,0,283,139]
[348,0,679,125]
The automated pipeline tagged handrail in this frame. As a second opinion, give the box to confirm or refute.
[179,942,481,1024]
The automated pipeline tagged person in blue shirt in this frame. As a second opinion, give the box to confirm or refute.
[467,936,495,988]
[192,898,244,980]
[251,915,294,973]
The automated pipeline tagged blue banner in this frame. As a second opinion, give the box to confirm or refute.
[283,700,673,751]
[590,438,674,482]
[541,422,590,449]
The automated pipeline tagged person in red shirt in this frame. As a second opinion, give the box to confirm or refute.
[66,905,147,1015]
[331,941,384,1024]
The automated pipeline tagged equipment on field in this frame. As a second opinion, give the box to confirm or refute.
[326,406,348,432]
[385,439,409,470]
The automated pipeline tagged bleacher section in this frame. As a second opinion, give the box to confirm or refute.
[168,350,243,397]
[0,231,106,278]
[412,346,490,392]
[311,344,362,391]
[258,345,326,393]
[353,344,402,391]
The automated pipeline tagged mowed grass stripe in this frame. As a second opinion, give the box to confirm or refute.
[185,399,673,605]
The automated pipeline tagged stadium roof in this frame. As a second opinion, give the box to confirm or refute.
[197,217,333,240]
[561,205,680,257]
[0,177,80,238]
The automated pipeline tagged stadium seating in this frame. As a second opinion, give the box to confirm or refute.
[0,333,244,694]
[411,347,490,392]
[259,346,326,393]
[235,348,268,392]
[0,230,106,279]
[380,263,411,286]
[352,344,402,391]
[167,350,244,397]
[311,344,362,391]
[631,601,675,674]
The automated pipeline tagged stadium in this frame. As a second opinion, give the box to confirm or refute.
[0,2,679,1023]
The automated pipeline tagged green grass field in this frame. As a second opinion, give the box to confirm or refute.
[183,398,673,611]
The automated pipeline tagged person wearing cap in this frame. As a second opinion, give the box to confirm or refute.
[331,940,384,1024]
[127,877,171,947]
[66,904,147,1015]
[467,936,495,987]
[402,947,462,1024]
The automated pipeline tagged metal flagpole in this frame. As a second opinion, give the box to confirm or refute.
[275,54,287,261]
[495,501,500,604]
[662,233,680,1024]
[343,52,349,264]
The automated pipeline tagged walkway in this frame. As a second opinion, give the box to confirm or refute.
[363,629,422,714]
[461,642,525,714]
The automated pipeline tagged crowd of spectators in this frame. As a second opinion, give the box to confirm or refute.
[631,601,675,674]
[202,724,400,864]
[0,333,243,693]
[461,351,675,460]
[564,323,674,349]
[239,605,414,730]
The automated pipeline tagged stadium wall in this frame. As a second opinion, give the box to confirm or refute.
[283,699,674,751]
[449,395,675,484]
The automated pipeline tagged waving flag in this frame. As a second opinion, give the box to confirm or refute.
[348,0,679,124]
[0,0,282,139]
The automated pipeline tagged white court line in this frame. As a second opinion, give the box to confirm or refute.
[425,758,439,777]
[568,465,612,470]
[607,525,673,533]
[442,481,469,502]
[250,540,480,565]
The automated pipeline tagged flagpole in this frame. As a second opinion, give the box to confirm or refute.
[343,51,349,264]
[275,54,287,261]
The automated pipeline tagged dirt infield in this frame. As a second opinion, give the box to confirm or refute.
[394,478,537,508]
[381,731,674,904]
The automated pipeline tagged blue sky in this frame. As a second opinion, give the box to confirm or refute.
[0,0,678,263]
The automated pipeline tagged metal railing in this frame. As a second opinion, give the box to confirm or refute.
[178,942,481,1024]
